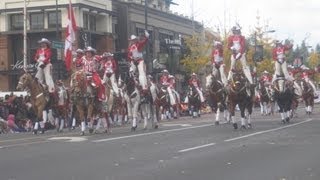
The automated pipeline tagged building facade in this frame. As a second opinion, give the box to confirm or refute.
[0,0,114,90]
[113,0,204,90]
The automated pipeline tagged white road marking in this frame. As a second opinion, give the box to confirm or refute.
[48,136,88,142]
[178,143,216,153]
[162,124,192,127]
[92,124,213,143]
[225,119,313,142]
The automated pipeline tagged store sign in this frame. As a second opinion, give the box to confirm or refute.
[165,38,182,45]
[11,60,38,70]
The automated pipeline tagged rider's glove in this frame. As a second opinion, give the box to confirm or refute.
[144,30,150,38]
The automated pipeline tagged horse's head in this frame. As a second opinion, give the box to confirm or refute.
[231,71,246,91]
[71,71,86,94]
[16,73,33,91]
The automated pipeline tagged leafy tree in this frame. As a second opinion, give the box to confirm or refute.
[180,35,211,74]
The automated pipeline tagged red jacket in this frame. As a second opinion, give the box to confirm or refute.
[128,36,148,61]
[34,48,52,64]
[160,75,169,85]
[189,77,201,87]
[103,58,117,74]
[260,74,272,82]
[228,35,245,54]
[272,44,293,61]
[211,48,223,65]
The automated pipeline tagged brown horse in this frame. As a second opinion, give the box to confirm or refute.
[227,71,254,129]
[70,70,87,135]
[53,82,69,132]
[16,72,48,134]
[301,79,314,115]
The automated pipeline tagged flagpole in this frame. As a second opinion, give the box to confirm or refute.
[23,0,27,69]
[55,0,59,40]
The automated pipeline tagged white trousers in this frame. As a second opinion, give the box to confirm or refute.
[273,61,293,81]
[35,63,55,93]
[228,53,253,84]
[103,73,119,96]
[130,61,148,90]
[212,65,227,86]
[167,87,176,105]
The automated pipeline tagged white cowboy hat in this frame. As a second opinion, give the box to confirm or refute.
[76,49,84,54]
[128,35,138,41]
[274,40,283,44]
[231,24,241,31]
[38,38,51,44]
[169,75,174,79]
[102,52,113,58]
[214,41,222,46]
[162,69,169,73]
[191,72,197,76]
[84,46,96,53]
[263,70,269,74]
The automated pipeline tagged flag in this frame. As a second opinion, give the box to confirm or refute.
[64,0,77,71]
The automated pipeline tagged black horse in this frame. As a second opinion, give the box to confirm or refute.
[227,71,254,129]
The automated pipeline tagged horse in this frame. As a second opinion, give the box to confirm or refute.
[301,79,314,115]
[272,77,295,123]
[257,81,272,116]
[155,85,171,121]
[186,85,202,118]
[70,70,87,135]
[16,72,48,134]
[139,79,159,129]
[205,74,228,125]
[122,71,141,131]
[227,71,254,129]
[52,82,69,132]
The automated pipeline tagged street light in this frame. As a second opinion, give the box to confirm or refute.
[254,30,276,62]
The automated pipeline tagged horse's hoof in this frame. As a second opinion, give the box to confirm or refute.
[33,130,38,135]
[240,125,247,130]
[40,129,45,134]
[285,117,290,123]
[281,119,286,124]
[131,126,137,132]
[80,131,85,136]
[215,121,220,126]
[103,129,108,134]
[247,123,252,129]
[233,123,238,130]
[71,126,75,130]
[89,128,94,134]
[154,124,159,129]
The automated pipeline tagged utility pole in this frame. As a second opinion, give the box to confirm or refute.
[144,0,151,73]
[23,0,27,69]
[55,0,59,40]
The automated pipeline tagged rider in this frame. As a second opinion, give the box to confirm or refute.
[73,49,84,71]
[188,73,205,103]
[101,52,119,97]
[301,69,317,96]
[82,46,105,101]
[127,30,149,94]
[34,38,55,93]
[168,75,180,103]
[160,69,176,105]
[210,41,227,86]
[272,40,293,82]
[260,70,272,85]
[227,25,253,85]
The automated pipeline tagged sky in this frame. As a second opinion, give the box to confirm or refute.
[170,0,320,49]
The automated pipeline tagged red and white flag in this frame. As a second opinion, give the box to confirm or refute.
[64,0,77,71]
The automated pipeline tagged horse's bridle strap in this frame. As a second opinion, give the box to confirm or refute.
[36,93,44,99]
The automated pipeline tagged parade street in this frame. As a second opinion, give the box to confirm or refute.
[0,106,320,180]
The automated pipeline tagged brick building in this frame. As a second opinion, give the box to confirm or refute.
[0,0,114,90]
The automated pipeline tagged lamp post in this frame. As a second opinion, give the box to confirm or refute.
[23,0,27,69]
[253,30,275,63]
[144,0,151,73]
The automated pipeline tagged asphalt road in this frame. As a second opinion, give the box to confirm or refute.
[1,106,320,180]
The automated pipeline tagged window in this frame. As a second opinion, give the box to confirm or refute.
[30,13,44,29]
[89,14,96,31]
[48,11,61,28]
[83,13,96,31]
[10,14,23,30]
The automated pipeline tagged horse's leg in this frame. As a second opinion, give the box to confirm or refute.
[229,102,237,129]
[142,104,148,129]
[215,106,220,125]
[77,104,86,135]
[239,104,246,129]
[131,96,140,131]
[87,102,94,134]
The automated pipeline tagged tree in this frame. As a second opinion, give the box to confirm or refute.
[180,35,211,74]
